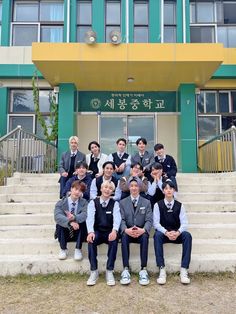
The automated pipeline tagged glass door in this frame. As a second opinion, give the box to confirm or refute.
[100,115,155,155]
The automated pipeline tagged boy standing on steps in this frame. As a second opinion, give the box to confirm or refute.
[153,180,192,285]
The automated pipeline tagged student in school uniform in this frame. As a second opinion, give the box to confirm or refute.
[147,162,164,208]
[119,178,153,286]
[86,181,121,286]
[58,136,86,198]
[107,138,131,180]
[54,181,88,261]
[90,161,121,201]
[153,180,192,285]
[86,141,107,179]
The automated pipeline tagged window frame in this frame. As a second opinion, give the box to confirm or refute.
[163,0,177,43]
[76,0,92,43]
[105,0,121,43]
[133,0,149,43]
[8,113,36,133]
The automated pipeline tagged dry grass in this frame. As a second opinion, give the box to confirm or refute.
[0,272,236,314]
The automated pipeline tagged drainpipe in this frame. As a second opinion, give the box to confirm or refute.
[67,0,70,42]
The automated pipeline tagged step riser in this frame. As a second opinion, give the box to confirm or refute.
[3,194,59,203]
[0,186,59,194]
[178,194,236,202]
[178,185,236,193]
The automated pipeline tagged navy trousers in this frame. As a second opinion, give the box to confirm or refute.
[121,232,149,268]
[153,230,192,269]
[56,224,82,250]
[59,176,69,199]
[88,230,118,271]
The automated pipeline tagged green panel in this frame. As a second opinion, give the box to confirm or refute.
[92,0,105,42]
[129,0,134,43]
[1,0,12,46]
[149,0,161,43]
[121,0,126,42]
[63,0,68,42]
[70,0,77,42]
[185,0,190,42]
[178,84,197,172]
[212,65,236,79]
[79,91,177,112]
[58,83,77,163]
[0,87,8,137]
[0,64,43,78]
[176,0,183,43]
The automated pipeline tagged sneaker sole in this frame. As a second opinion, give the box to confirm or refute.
[139,281,150,286]
[107,281,116,286]
[74,257,83,261]
[120,280,131,285]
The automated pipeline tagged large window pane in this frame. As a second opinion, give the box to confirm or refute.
[218,26,236,47]
[134,2,148,25]
[232,92,236,112]
[14,2,38,22]
[40,1,64,22]
[39,91,51,112]
[106,1,120,25]
[36,116,52,137]
[106,26,120,43]
[222,116,236,131]
[164,26,176,42]
[77,25,91,42]
[197,92,204,113]
[134,27,148,42]
[11,90,34,112]
[12,24,38,46]
[198,116,220,140]
[190,26,215,43]
[77,1,92,24]
[228,27,236,48]
[164,2,176,25]
[224,2,236,24]
[190,3,196,23]
[219,92,229,112]
[197,2,214,23]
[9,116,34,133]
[41,26,63,42]
[206,93,216,113]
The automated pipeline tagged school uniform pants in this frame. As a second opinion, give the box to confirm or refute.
[56,224,82,250]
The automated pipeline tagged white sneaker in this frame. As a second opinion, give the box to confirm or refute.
[180,267,191,284]
[106,270,115,286]
[139,269,150,286]
[87,270,99,286]
[74,249,83,261]
[120,269,131,285]
[157,267,166,285]
[58,249,68,260]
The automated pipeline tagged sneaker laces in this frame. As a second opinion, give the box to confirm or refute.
[181,268,189,278]
[107,271,114,281]
[122,269,130,280]
[139,270,148,280]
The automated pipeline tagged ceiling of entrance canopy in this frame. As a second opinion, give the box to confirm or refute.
[32,43,224,91]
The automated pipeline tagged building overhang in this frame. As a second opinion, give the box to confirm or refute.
[32,43,224,91]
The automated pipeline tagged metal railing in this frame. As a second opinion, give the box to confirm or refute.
[0,125,57,185]
[198,126,236,173]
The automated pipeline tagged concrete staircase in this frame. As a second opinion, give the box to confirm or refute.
[0,172,236,276]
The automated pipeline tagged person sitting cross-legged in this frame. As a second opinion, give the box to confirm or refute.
[153,180,192,285]
[119,178,153,286]
[86,181,121,286]
[54,181,88,261]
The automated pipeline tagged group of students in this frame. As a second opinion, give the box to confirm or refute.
[55,136,192,286]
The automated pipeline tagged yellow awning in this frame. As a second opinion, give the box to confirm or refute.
[32,43,224,91]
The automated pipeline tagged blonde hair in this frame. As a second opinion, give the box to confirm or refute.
[101,180,115,192]
[69,136,79,145]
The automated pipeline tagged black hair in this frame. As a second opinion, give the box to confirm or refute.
[162,180,175,190]
[88,141,100,151]
[116,138,127,145]
[76,161,88,169]
[136,137,147,146]
[102,161,115,170]
[151,162,163,170]
[131,163,143,171]
[154,143,164,151]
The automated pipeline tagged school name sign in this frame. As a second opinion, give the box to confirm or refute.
[78,92,177,112]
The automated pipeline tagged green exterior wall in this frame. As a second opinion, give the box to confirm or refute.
[70,0,77,42]
[185,0,191,42]
[177,0,183,42]
[93,0,105,43]
[1,0,11,46]
[178,84,197,172]
[0,64,43,78]
[150,0,161,43]
[58,83,77,163]
[0,87,8,137]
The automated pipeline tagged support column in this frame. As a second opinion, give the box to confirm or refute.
[93,0,105,42]
[0,87,8,137]
[1,0,12,46]
[178,84,197,172]
[176,0,183,42]
[57,83,77,163]
[150,0,161,43]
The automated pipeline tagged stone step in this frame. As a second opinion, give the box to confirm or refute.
[0,251,236,276]
[178,184,236,193]
[1,212,236,226]
[184,202,236,212]
[0,193,59,203]
[0,202,55,214]
[178,192,236,202]
[0,185,59,194]
[0,238,236,256]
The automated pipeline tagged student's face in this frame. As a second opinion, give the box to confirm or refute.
[129,181,140,197]
[131,165,142,176]
[137,141,146,152]
[70,186,82,199]
[76,166,87,177]
[90,144,100,155]
[151,167,163,176]
[70,139,78,152]
[117,141,126,153]
[103,164,114,177]
[156,148,164,157]
[101,184,114,198]
[163,185,175,198]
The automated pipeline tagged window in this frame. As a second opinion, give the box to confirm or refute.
[105,0,121,43]
[9,89,54,138]
[0,1,2,44]
[164,1,176,43]
[190,1,236,47]
[77,0,92,42]
[198,115,221,140]
[11,1,64,46]
[134,0,149,42]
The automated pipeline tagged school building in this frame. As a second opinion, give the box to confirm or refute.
[0,0,236,172]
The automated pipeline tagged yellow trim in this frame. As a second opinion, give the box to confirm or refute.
[222,48,236,65]
[204,79,236,89]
